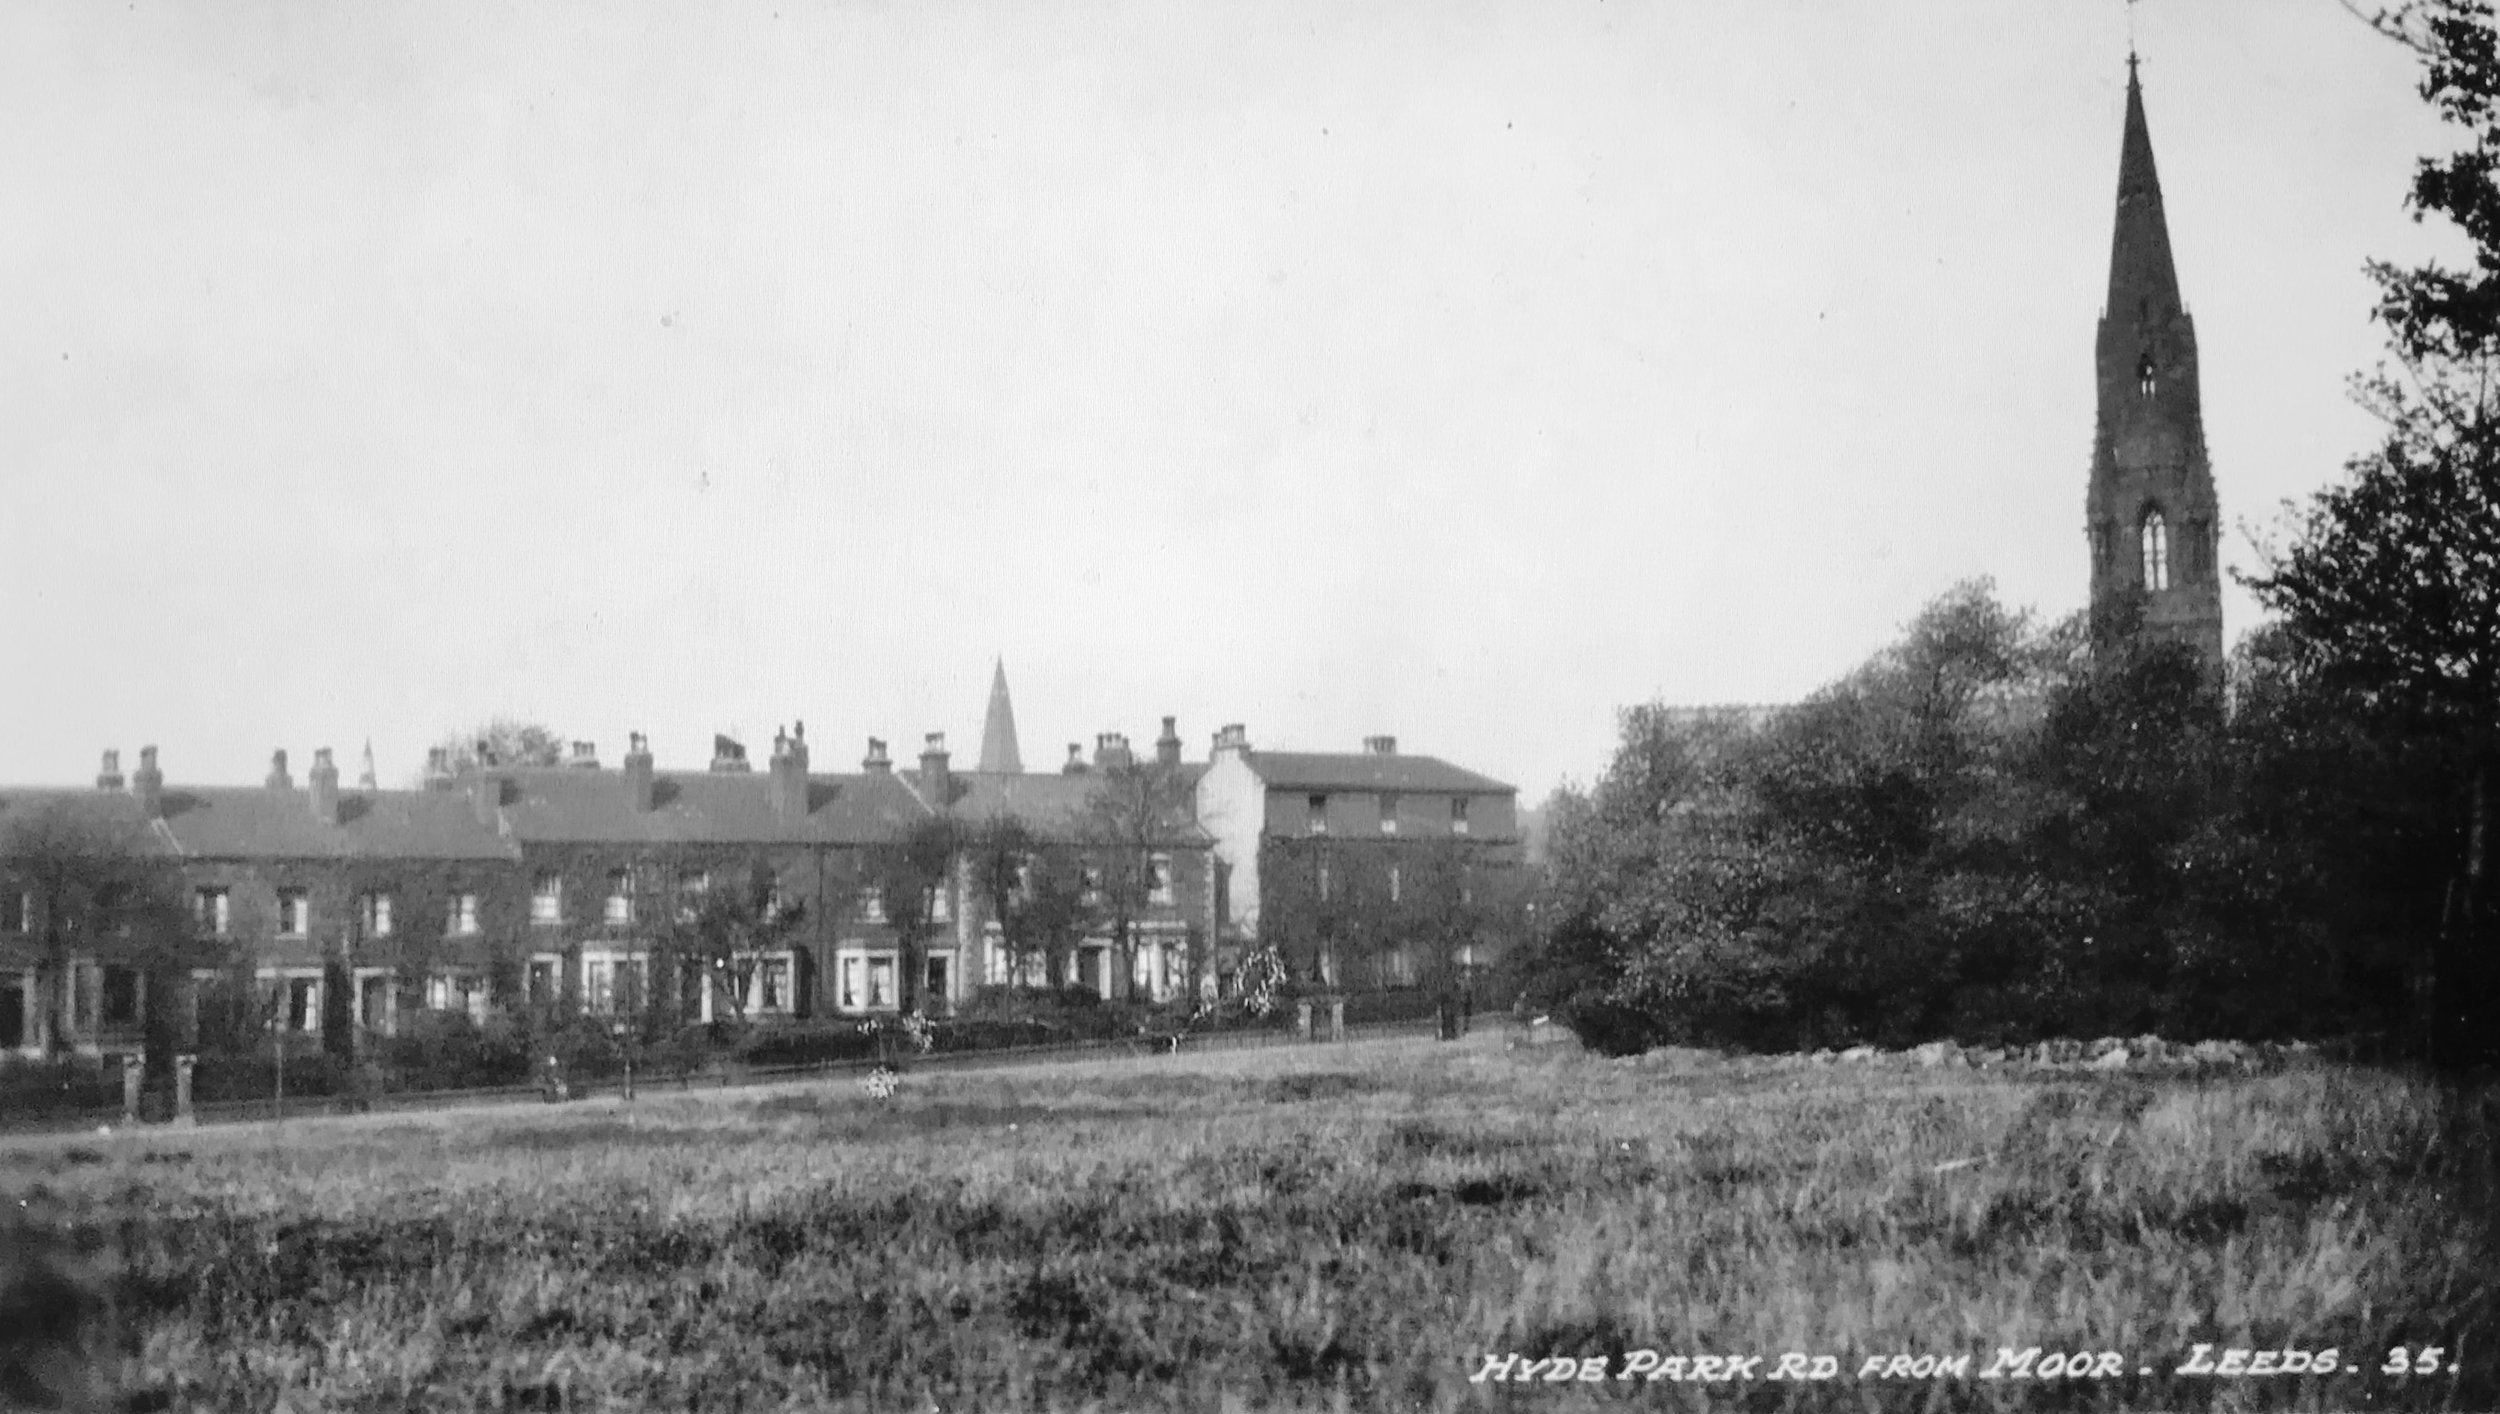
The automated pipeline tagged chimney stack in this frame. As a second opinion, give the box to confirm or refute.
[266,749,293,791]
[919,731,952,805]
[1211,723,1250,762]
[423,746,456,791]
[310,747,341,826]
[469,769,504,826]
[96,749,123,792]
[1062,742,1088,775]
[623,731,656,812]
[709,734,751,773]
[133,746,163,818]
[1364,735,1397,756]
[862,737,892,773]
[567,740,600,770]
[1156,716,1182,767]
[1094,732,1133,772]
[769,722,810,823]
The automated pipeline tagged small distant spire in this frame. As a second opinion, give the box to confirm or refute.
[978,657,1024,774]
[358,740,378,790]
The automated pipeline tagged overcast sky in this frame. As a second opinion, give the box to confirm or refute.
[0,0,2460,800]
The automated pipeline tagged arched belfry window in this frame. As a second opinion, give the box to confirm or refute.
[2137,355,2157,397]
[2141,508,2170,591]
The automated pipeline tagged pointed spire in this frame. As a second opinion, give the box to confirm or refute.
[2108,54,2182,322]
[978,657,1024,774]
[358,739,379,791]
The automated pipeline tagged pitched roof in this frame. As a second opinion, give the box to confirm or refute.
[1237,751,1514,795]
[0,789,183,857]
[0,785,511,860]
[914,770,1211,846]
[490,768,931,846]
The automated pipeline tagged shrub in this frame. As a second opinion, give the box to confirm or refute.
[734,1023,880,1068]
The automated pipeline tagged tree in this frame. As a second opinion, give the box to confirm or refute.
[1076,756,1197,1001]
[661,857,808,1032]
[2254,1,2500,1064]
[0,798,195,1059]
[860,815,958,1014]
[431,718,566,776]
[963,815,1092,990]
[1020,848,1095,990]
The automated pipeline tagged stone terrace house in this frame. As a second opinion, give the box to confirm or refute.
[1194,726,1525,988]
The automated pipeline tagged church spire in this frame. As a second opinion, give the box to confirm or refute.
[2107,55,2182,326]
[2087,54,2225,678]
[977,657,1023,774]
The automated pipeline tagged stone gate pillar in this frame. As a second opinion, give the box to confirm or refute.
[173,1055,196,1126]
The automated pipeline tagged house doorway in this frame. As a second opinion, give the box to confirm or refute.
[0,979,24,1049]
[924,956,950,1016]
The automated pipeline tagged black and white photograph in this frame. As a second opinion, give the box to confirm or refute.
[2,1,2496,1409]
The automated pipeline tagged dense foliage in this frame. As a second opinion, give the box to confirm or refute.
[1529,5,2500,1064]
[1527,582,2437,1056]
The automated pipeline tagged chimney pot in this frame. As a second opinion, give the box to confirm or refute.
[1063,742,1088,774]
[266,749,293,791]
[96,749,124,792]
[919,732,952,804]
[863,737,892,773]
[1364,735,1397,756]
[1156,716,1182,767]
[424,746,455,790]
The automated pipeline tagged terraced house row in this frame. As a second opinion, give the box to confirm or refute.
[0,675,1523,1061]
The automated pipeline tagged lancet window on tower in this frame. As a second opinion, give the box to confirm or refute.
[2137,355,2157,397]
[2141,509,2170,591]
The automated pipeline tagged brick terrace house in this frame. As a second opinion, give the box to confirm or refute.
[2,713,1228,1061]
[5,695,1516,1060]
[460,725,933,1026]
[1,744,515,1060]
[922,712,1217,1004]
[1193,726,1526,988]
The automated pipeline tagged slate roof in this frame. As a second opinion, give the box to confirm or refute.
[0,785,511,860]
[490,768,932,846]
[1238,752,1514,795]
[0,789,183,857]
[923,770,1210,846]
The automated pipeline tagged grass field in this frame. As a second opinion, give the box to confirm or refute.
[2,1032,2495,1412]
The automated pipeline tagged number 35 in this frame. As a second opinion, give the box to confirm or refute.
[2382,1347,2447,1375]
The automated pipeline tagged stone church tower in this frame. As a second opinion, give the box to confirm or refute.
[2086,57,2225,673]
